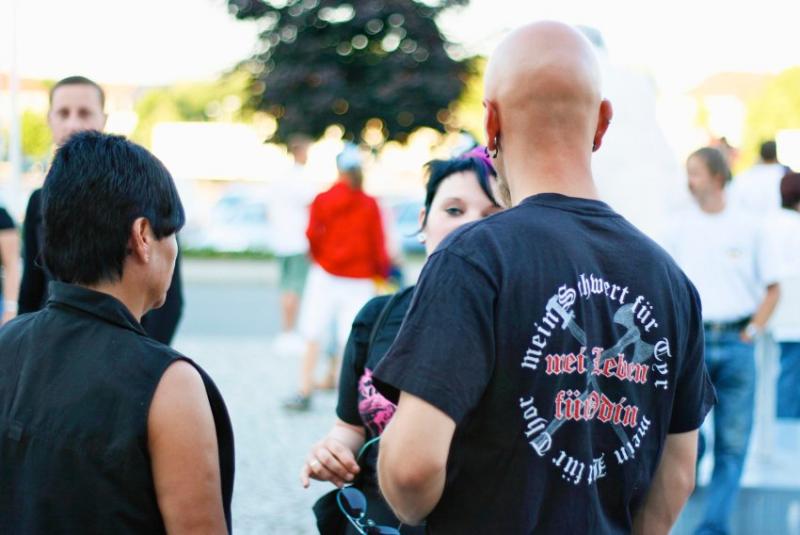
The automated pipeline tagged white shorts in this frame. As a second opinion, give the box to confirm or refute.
[298,265,376,355]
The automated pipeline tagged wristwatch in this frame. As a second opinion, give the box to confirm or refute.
[744,323,760,339]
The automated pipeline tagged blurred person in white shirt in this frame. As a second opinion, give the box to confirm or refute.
[268,135,317,352]
[766,172,800,422]
[730,140,790,215]
[663,146,781,535]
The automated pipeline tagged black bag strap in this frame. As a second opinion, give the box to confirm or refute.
[366,286,414,359]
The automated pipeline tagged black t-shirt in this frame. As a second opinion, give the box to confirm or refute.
[337,292,406,437]
[0,207,14,231]
[373,193,715,535]
[336,288,423,535]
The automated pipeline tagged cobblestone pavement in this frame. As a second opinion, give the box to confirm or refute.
[175,259,346,534]
[174,336,336,535]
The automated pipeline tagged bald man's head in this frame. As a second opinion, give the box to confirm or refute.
[483,21,612,203]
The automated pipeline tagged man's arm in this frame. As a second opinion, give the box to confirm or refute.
[0,228,20,323]
[378,392,456,525]
[632,430,698,535]
[305,197,323,261]
[148,360,227,535]
[741,283,780,342]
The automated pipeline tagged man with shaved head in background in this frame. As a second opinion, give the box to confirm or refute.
[372,22,715,534]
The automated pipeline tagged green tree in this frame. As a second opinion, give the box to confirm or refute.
[741,67,800,169]
[450,55,486,139]
[132,72,251,147]
[227,0,469,143]
[21,110,52,161]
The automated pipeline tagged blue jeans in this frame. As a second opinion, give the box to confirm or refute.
[777,342,800,419]
[694,329,755,535]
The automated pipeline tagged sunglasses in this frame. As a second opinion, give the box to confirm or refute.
[337,487,401,534]
[336,436,402,535]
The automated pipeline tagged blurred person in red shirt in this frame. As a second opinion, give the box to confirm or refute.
[283,144,390,411]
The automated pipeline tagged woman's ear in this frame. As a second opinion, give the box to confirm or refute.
[418,206,427,231]
[128,217,151,263]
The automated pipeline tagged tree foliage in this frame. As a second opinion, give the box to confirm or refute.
[227,0,469,143]
[21,110,52,161]
[741,67,800,168]
[131,72,251,147]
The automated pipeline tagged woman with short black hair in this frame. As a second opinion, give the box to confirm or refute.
[300,148,503,534]
[0,131,234,534]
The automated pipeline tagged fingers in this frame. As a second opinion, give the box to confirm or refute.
[325,439,361,475]
[305,455,347,487]
[300,439,362,488]
[315,446,356,484]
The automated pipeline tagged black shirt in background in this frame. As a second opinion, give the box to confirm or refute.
[0,208,14,231]
[0,282,234,533]
[18,188,184,344]
[374,193,715,535]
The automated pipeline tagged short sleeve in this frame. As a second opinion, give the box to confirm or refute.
[0,208,15,230]
[373,250,496,424]
[336,296,390,427]
[669,282,716,433]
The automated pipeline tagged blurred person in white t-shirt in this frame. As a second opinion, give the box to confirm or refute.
[662,146,781,535]
[730,140,791,215]
[269,135,317,350]
[767,172,800,420]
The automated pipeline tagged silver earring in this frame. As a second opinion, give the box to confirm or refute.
[492,137,499,158]
[417,232,426,243]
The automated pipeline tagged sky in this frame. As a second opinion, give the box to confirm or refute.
[0,0,797,92]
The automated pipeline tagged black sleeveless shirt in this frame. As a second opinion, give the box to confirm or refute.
[0,282,235,534]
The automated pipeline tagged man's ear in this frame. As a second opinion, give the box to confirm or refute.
[128,217,151,263]
[592,99,613,152]
[484,100,500,155]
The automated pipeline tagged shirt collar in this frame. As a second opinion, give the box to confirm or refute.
[520,192,615,215]
[47,281,148,336]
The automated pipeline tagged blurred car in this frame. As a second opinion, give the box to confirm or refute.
[182,191,272,253]
[383,198,425,255]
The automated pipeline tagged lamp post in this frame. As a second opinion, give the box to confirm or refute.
[8,0,22,213]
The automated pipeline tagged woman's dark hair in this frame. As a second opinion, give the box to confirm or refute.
[689,147,732,186]
[421,156,499,229]
[781,171,800,209]
[42,131,185,285]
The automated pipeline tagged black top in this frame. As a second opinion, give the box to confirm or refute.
[0,282,234,534]
[335,288,422,534]
[374,193,715,534]
[19,188,184,344]
[0,207,14,231]
[337,287,414,438]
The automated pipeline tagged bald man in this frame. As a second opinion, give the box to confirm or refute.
[372,22,714,534]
